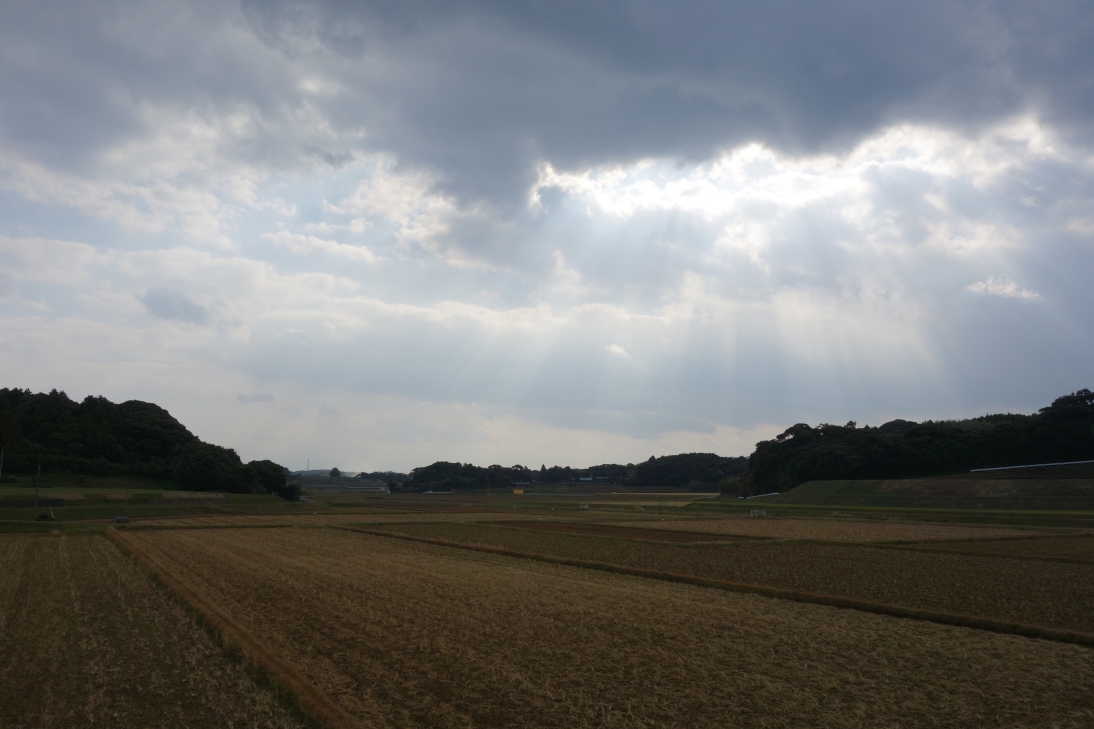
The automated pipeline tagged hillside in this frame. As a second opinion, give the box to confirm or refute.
[742,389,1094,493]
[408,452,747,491]
[0,388,297,499]
[763,475,1094,510]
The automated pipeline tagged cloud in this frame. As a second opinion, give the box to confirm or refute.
[234,0,1094,205]
[0,237,97,283]
[4,0,1093,215]
[238,392,275,402]
[967,276,1041,301]
[0,1,1093,469]
[265,230,380,263]
[140,286,210,324]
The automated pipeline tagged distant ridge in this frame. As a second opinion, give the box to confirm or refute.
[0,388,297,499]
[733,389,1094,494]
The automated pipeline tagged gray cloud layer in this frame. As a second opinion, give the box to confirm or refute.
[141,287,210,324]
[0,1,1091,468]
[5,1,1094,203]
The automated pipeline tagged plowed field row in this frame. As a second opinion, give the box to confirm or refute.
[369,522,1094,633]
[146,511,543,527]
[125,528,1093,729]
[913,534,1094,561]
[488,520,755,542]
[606,517,1039,542]
[0,534,303,729]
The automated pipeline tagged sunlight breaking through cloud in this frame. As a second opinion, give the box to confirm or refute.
[0,1,1091,469]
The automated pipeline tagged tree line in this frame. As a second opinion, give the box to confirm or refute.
[406,453,747,492]
[11,385,1087,500]
[737,388,1094,494]
[0,388,299,500]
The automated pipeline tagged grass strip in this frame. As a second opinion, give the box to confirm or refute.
[0,520,107,534]
[337,525,1094,649]
[106,528,364,729]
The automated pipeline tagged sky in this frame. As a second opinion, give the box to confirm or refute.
[1,0,1092,472]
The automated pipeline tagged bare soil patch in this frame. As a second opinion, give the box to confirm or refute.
[0,534,303,729]
[607,517,1038,542]
[126,528,1094,729]
[375,522,1094,633]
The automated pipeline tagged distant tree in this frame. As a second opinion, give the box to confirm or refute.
[248,459,299,501]
[746,388,1094,492]
[719,473,750,497]
[0,388,200,477]
[0,387,305,498]
[172,442,256,494]
[330,467,341,478]
[632,453,748,490]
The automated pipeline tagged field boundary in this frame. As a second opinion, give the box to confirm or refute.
[490,519,768,540]
[451,520,759,545]
[122,523,296,531]
[336,525,1094,648]
[873,530,1090,545]
[704,502,1094,525]
[106,528,365,729]
[868,541,1094,565]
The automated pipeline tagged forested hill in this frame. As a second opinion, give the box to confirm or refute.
[0,388,297,499]
[744,389,1094,493]
[408,453,747,491]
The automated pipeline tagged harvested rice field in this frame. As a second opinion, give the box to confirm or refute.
[0,534,303,729]
[487,520,756,542]
[144,510,543,528]
[124,527,1094,729]
[369,522,1094,633]
[606,517,1039,542]
[917,533,1094,561]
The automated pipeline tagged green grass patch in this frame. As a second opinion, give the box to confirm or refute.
[0,520,107,534]
[0,473,177,491]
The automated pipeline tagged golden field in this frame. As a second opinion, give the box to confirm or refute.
[121,527,1094,729]
[0,534,303,729]
[368,521,1094,633]
[605,517,1039,542]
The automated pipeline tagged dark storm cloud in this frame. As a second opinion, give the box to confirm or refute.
[238,0,1094,204]
[0,0,303,175]
[3,0,1092,208]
